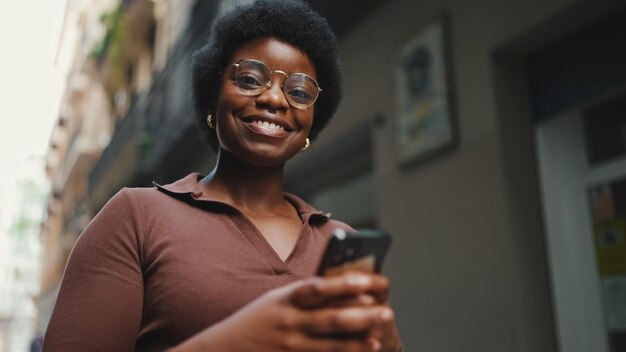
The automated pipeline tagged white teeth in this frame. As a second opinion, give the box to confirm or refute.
[254,120,283,130]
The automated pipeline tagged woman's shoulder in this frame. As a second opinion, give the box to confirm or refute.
[105,173,205,210]
[90,184,192,237]
[114,185,171,202]
[101,185,175,213]
[283,192,356,233]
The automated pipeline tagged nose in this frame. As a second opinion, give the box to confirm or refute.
[255,74,290,111]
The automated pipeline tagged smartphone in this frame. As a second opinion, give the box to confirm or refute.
[317,228,391,276]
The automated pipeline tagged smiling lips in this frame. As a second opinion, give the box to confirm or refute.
[239,117,293,138]
[254,120,284,131]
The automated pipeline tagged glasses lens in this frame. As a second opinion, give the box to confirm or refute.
[284,73,319,108]
[234,60,271,95]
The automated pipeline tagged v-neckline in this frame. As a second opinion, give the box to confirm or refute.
[153,174,332,273]
[227,209,313,274]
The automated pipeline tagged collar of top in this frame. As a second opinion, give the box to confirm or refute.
[153,173,331,219]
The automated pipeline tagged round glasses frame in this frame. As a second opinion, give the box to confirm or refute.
[227,59,322,109]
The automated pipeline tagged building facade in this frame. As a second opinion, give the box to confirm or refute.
[40,0,626,351]
[38,0,164,335]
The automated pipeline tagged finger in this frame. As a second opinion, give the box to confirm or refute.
[325,293,377,307]
[321,272,389,302]
[371,308,402,351]
[297,305,393,335]
[291,272,389,308]
[367,307,395,340]
[280,333,381,352]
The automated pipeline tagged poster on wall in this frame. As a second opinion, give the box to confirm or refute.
[394,14,456,168]
[588,180,626,347]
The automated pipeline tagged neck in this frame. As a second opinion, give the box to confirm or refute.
[200,149,288,211]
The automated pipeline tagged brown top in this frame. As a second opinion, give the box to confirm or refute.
[42,173,352,352]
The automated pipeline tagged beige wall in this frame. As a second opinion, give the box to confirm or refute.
[319,0,626,350]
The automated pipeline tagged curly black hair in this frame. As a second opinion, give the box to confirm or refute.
[191,0,343,150]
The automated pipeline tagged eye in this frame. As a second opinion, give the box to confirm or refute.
[287,86,313,104]
[235,73,264,89]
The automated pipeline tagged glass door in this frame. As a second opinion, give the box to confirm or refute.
[536,92,626,352]
[584,94,626,351]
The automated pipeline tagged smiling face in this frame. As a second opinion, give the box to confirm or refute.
[214,37,316,167]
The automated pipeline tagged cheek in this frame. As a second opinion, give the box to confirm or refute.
[213,85,237,144]
[215,84,245,119]
[296,109,315,134]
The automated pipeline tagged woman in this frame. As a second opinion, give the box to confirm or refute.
[43,1,403,351]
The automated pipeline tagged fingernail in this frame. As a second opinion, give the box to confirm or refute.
[380,308,393,321]
[369,338,382,351]
[347,274,371,286]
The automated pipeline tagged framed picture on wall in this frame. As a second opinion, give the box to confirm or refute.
[394,14,457,168]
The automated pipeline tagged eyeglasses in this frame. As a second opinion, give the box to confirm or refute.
[228,59,322,109]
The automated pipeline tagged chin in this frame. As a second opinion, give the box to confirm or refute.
[251,152,297,168]
[231,145,299,168]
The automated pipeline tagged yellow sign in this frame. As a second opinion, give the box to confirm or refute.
[593,217,626,276]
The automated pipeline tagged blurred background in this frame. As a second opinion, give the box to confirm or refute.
[1,0,626,351]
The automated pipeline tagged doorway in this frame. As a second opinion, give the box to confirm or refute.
[536,92,626,352]
[529,6,626,351]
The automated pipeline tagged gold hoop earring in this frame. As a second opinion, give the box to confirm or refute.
[301,138,310,151]
[206,114,215,129]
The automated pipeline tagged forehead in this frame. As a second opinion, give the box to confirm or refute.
[230,37,317,78]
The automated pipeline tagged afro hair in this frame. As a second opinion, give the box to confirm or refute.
[191,0,343,150]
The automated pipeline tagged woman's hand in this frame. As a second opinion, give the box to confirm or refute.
[292,271,404,352]
[171,271,400,352]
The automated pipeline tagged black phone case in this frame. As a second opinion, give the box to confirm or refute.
[317,228,392,275]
